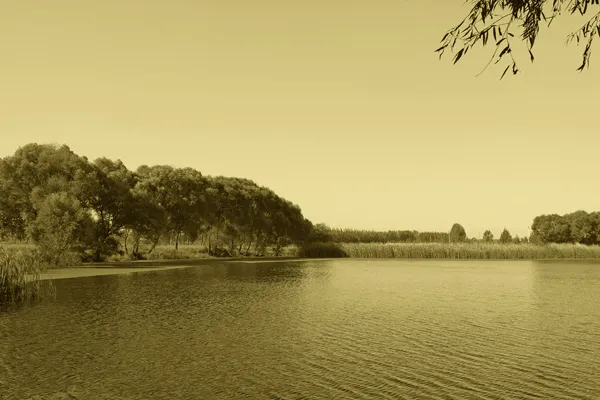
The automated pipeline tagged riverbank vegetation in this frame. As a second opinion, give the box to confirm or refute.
[0,247,53,304]
[3,143,600,266]
[340,242,600,260]
[0,143,315,266]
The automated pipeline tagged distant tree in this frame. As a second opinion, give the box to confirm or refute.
[499,228,513,244]
[437,0,600,79]
[308,223,334,243]
[531,214,572,244]
[482,230,494,242]
[512,235,521,244]
[564,210,599,245]
[449,223,467,243]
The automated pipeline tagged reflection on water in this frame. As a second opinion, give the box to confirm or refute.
[1,260,599,399]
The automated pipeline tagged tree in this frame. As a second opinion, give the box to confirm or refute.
[564,210,599,245]
[73,158,141,261]
[449,223,467,243]
[134,166,208,250]
[0,143,92,240]
[27,192,94,266]
[482,230,494,242]
[499,228,513,244]
[530,214,572,243]
[437,0,600,79]
[308,223,334,243]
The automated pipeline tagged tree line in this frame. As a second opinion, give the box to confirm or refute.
[0,143,314,264]
[2,144,598,266]
[317,218,600,247]
[530,211,600,245]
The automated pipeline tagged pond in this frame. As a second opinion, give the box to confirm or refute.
[1,259,599,399]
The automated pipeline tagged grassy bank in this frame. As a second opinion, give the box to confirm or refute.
[339,242,600,259]
[0,247,53,304]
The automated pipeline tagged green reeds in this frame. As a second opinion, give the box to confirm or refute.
[339,242,600,260]
[0,247,52,304]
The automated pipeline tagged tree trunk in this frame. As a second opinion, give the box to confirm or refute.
[175,231,180,250]
[148,235,160,254]
[123,229,130,255]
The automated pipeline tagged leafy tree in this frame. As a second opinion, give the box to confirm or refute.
[437,0,600,79]
[564,210,598,245]
[449,223,467,243]
[0,142,316,261]
[308,223,334,243]
[482,230,494,242]
[27,192,94,266]
[0,144,92,240]
[134,166,208,250]
[530,214,572,243]
[499,228,513,244]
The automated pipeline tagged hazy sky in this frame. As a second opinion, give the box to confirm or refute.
[1,0,598,238]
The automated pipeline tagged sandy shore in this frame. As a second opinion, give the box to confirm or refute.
[39,265,196,280]
[39,256,306,280]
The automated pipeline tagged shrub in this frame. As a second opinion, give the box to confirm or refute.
[297,242,349,258]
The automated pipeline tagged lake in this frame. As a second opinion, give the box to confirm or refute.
[1,259,599,399]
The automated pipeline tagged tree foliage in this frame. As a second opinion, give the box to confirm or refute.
[530,210,600,244]
[450,223,468,243]
[0,143,315,263]
[482,230,494,242]
[437,0,600,79]
[499,228,513,243]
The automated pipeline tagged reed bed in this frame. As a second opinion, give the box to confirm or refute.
[339,242,600,260]
[0,247,52,304]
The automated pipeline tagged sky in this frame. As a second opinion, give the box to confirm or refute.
[1,0,599,238]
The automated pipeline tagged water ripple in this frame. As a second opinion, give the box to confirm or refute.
[2,260,600,399]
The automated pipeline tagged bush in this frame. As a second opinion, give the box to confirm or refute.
[297,242,349,258]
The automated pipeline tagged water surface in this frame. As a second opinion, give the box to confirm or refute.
[1,259,599,399]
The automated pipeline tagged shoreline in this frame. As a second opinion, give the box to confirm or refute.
[39,256,308,280]
[39,256,600,281]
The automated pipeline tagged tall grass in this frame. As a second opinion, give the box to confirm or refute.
[0,247,53,304]
[340,242,600,260]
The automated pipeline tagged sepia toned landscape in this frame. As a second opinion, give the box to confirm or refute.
[2,0,600,399]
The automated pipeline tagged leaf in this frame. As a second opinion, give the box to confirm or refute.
[453,48,465,64]
[497,38,506,46]
[508,32,514,37]
[498,45,511,58]
[500,65,510,80]
[493,27,497,41]
[434,45,446,53]
[529,49,535,62]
